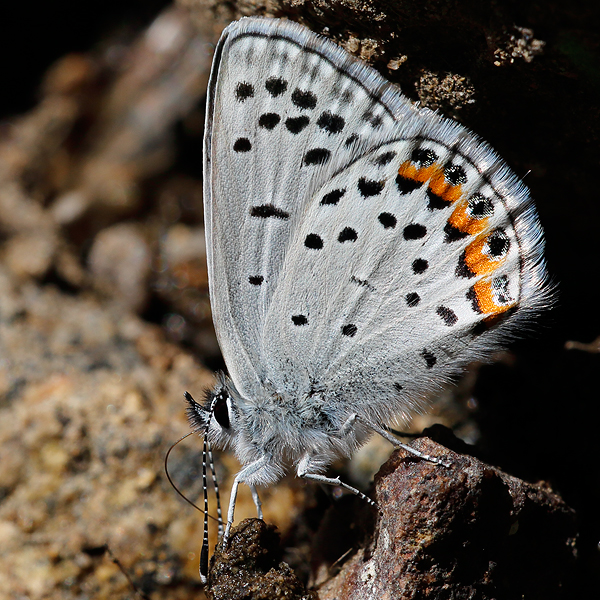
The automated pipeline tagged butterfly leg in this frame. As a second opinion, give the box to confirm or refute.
[224,456,269,546]
[296,453,377,508]
[249,484,263,520]
[362,418,452,467]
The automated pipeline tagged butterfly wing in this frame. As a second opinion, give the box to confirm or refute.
[227,31,551,421]
[204,18,426,399]
[261,112,550,425]
[205,17,549,426]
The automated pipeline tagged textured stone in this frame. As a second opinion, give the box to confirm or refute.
[205,519,318,600]
[317,437,577,599]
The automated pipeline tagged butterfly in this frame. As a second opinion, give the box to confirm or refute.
[185,16,550,580]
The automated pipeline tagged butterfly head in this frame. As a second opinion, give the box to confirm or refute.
[185,376,238,449]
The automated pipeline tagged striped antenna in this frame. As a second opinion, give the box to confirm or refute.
[186,390,221,584]
[207,439,224,537]
[165,392,225,584]
[200,434,210,583]
[164,432,222,519]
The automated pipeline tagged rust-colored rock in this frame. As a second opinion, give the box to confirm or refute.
[202,437,576,599]
[317,437,577,599]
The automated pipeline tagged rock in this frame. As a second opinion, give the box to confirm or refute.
[205,519,318,600]
[317,437,577,599]
[88,223,152,313]
[203,437,577,599]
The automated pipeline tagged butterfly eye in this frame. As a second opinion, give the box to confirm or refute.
[213,392,231,429]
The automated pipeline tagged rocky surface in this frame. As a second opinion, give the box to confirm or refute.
[206,519,319,600]
[318,438,577,599]
[205,437,577,599]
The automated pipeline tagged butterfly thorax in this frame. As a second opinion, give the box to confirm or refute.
[207,378,368,483]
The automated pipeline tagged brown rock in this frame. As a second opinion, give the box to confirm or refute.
[88,222,152,312]
[205,519,318,600]
[201,438,576,599]
[317,437,577,599]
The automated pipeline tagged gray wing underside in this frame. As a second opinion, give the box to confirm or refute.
[204,17,420,398]
[262,129,548,425]
[204,18,550,421]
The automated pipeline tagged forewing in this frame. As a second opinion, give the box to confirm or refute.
[204,18,421,398]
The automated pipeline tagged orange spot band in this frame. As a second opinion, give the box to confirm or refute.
[448,200,489,235]
[398,161,464,204]
[472,279,515,316]
[463,234,505,276]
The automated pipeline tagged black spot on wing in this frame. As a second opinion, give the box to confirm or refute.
[403,224,427,240]
[374,151,396,166]
[363,111,383,128]
[378,213,397,229]
[321,189,346,206]
[250,204,290,219]
[338,227,357,242]
[305,234,324,249]
[235,82,254,101]
[345,134,359,147]
[456,251,476,278]
[444,222,469,243]
[487,229,510,258]
[285,116,310,134]
[351,276,375,292]
[412,259,428,274]
[466,286,482,313]
[468,193,494,218]
[258,113,281,129]
[265,76,288,96]
[444,164,467,185]
[233,138,252,152]
[436,306,458,326]
[304,148,331,165]
[421,349,437,369]
[426,189,452,210]
[358,178,385,197]
[342,324,357,337]
[317,112,345,134]
[292,88,317,109]
[406,292,420,307]
[412,148,438,166]
[396,175,423,195]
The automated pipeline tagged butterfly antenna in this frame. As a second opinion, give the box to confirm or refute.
[187,389,221,585]
[165,433,202,511]
[200,434,210,584]
[207,439,224,536]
